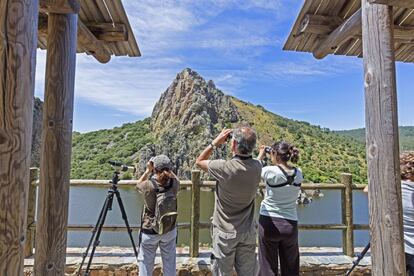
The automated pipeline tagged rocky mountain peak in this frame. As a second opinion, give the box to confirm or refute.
[142,68,240,179]
[151,68,238,136]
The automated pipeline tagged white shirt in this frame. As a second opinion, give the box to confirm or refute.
[260,166,304,221]
[402,181,414,254]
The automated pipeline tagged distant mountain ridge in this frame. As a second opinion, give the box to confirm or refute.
[70,68,368,183]
[335,127,414,151]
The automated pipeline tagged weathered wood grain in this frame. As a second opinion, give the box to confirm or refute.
[38,13,111,63]
[0,0,38,274]
[362,1,406,275]
[190,170,201,258]
[301,13,414,44]
[39,0,80,14]
[76,20,111,63]
[24,168,39,257]
[341,173,354,257]
[299,14,343,36]
[86,22,128,42]
[313,9,362,59]
[370,0,414,8]
[34,13,77,276]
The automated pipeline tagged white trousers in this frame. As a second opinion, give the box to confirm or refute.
[138,228,177,276]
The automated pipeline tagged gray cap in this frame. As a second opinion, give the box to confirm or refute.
[151,155,172,171]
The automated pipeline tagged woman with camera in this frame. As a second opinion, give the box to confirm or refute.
[136,155,179,276]
[257,141,303,276]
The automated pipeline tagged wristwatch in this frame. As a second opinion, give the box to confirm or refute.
[210,142,217,150]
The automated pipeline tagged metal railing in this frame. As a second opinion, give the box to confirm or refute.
[26,168,368,258]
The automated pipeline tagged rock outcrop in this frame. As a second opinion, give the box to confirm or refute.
[138,68,240,179]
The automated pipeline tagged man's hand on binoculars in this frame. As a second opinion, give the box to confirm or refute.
[212,128,233,146]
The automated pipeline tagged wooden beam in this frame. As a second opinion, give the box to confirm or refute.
[298,14,343,36]
[362,1,406,275]
[302,13,414,43]
[38,14,111,63]
[370,0,414,8]
[77,20,111,63]
[313,9,362,59]
[0,0,38,274]
[86,22,128,42]
[34,13,77,276]
[39,0,80,14]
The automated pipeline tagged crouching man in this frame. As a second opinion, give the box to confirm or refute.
[196,127,262,276]
[136,155,179,276]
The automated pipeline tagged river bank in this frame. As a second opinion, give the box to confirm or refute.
[24,246,371,275]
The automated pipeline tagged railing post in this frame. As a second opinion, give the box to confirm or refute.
[190,170,201,258]
[341,173,354,257]
[25,168,39,257]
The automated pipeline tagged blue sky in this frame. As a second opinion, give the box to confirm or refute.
[34,0,414,133]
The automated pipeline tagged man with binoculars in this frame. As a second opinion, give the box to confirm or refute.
[196,127,262,276]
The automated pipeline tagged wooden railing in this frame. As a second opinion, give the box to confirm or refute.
[26,168,368,258]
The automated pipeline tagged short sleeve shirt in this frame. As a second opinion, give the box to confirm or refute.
[208,158,262,234]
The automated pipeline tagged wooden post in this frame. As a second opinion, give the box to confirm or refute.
[0,0,38,274]
[25,168,39,257]
[34,13,78,276]
[190,170,201,258]
[341,173,354,257]
[362,1,406,275]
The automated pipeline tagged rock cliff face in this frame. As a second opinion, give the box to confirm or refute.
[31,98,43,167]
[140,68,240,179]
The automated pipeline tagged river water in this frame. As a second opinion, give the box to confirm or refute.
[66,186,370,247]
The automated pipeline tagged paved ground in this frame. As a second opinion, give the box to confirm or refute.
[24,246,371,268]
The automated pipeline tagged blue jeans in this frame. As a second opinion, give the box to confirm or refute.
[138,228,177,276]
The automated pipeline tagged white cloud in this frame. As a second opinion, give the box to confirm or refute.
[35,51,181,116]
[34,0,362,122]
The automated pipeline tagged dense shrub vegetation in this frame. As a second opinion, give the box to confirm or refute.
[335,127,414,151]
[71,118,153,180]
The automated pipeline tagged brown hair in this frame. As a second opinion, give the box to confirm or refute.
[401,151,414,180]
[155,168,171,186]
[272,141,300,164]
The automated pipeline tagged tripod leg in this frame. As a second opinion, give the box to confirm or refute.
[77,193,111,276]
[83,191,114,276]
[115,190,139,259]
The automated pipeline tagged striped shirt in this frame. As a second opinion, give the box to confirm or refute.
[402,181,414,255]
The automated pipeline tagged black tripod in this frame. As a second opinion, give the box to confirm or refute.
[77,171,138,276]
[345,242,371,276]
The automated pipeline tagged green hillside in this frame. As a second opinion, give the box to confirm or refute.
[70,102,368,183]
[71,118,153,180]
[70,69,368,183]
[336,127,414,151]
[232,99,367,183]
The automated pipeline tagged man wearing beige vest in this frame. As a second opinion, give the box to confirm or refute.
[196,127,262,276]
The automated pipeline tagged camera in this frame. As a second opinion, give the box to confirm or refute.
[265,146,273,154]
[226,132,233,143]
[108,160,136,174]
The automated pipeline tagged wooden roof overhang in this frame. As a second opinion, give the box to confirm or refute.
[38,0,141,63]
[283,0,414,62]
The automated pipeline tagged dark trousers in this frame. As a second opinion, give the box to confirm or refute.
[258,215,299,276]
[407,253,414,276]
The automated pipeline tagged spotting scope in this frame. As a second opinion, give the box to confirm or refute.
[108,160,136,174]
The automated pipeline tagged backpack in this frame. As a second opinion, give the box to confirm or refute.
[150,178,178,235]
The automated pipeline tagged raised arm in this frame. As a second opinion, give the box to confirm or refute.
[195,128,232,172]
[136,161,154,190]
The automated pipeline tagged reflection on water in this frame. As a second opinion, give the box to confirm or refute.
[65,186,369,247]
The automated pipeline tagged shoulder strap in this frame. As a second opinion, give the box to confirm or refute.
[266,166,300,188]
[151,178,174,194]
